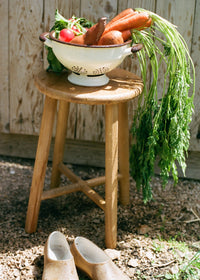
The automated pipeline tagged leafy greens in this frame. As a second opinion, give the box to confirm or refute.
[130,9,195,202]
[46,10,93,72]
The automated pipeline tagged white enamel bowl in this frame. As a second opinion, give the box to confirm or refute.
[40,31,143,86]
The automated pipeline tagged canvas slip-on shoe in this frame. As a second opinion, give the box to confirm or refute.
[70,236,130,280]
[42,231,79,280]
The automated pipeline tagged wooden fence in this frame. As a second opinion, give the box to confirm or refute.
[0,0,199,176]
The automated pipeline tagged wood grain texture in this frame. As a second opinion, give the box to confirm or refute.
[50,101,70,188]
[0,0,9,132]
[34,68,143,104]
[81,0,117,22]
[189,0,200,151]
[25,96,57,233]
[118,102,130,205]
[156,0,195,48]
[9,0,44,135]
[105,103,118,248]
[155,0,196,105]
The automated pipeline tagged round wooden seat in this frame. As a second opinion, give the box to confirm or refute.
[26,68,143,248]
[35,68,143,104]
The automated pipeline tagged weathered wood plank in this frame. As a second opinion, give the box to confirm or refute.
[0,132,105,167]
[0,0,9,133]
[0,132,200,180]
[156,0,195,49]
[80,0,117,22]
[189,0,200,151]
[9,0,44,135]
[155,0,196,103]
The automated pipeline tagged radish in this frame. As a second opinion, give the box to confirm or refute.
[59,28,75,42]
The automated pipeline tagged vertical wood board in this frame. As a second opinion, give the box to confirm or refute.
[0,0,9,132]
[81,0,117,22]
[189,0,200,151]
[155,0,195,96]
[9,0,44,135]
[156,0,195,49]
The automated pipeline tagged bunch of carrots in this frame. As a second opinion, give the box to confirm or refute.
[68,8,152,45]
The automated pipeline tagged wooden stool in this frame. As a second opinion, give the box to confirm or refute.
[25,68,143,248]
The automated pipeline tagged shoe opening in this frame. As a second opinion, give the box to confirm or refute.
[75,237,109,264]
[49,231,71,261]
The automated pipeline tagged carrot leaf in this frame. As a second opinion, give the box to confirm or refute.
[130,8,195,203]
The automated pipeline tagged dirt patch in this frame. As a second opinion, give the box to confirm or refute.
[0,156,200,279]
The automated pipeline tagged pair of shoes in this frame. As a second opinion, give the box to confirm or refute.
[42,231,131,280]
[42,231,79,280]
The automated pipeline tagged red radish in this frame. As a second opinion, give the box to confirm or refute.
[59,28,75,42]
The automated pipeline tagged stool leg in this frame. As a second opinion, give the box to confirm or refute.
[25,96,57,233]
[105,104,118,248]
[118,102,130,205]
[50,101,70,188]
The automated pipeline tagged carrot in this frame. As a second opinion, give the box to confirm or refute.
[121,29,132,41]
[103,10,137,35]
[105,8,135,29]
[145,17,152,28]
[84,17,107,45]
[70,34,85,45]
[98,30,124,45]
[136,17,153,30]
[103,12,150,33]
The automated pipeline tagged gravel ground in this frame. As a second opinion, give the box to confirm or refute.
[0,156,200,279]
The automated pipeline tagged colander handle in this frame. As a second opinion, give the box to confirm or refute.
[123,43,143,57]
[39,32,52,48]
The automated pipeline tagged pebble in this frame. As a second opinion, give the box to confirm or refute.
[104,248,121,260]
[138,224,151,235]
[128,258,139,267]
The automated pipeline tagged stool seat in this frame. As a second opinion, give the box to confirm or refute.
[26,68,143,248]
[35,68,143,104]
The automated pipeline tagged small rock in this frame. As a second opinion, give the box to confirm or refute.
[174,249,185,258]
[138,224,151,235]
[146,251,155,261]
[127,267,136,277]
[9,167,15,174]
[104,249,121,260]
[128,258,139,267]
[169,264,179,275]
[118,241,130,249]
